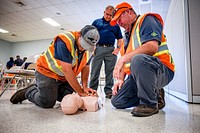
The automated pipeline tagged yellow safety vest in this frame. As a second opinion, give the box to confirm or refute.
[37,31,89,81]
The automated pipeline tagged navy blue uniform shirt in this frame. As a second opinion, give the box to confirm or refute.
[125,15,163,50]
[54,37,91,65]
[92,17,122,45]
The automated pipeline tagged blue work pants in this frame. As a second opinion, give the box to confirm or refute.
[111,54,174,108]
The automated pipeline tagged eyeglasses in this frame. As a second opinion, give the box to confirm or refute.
[105,12,112,17]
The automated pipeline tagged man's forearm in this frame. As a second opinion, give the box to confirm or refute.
[81,65,90,88]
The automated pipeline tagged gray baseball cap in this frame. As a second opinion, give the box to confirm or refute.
[80,25,100,52]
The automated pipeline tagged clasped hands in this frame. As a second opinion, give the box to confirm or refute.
[79,87,98,97]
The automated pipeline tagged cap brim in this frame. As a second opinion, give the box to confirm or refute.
[110,8,128,26]
[80,37,94,52]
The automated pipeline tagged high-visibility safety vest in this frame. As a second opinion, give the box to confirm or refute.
[120,13,175,75]
[36,31,89,81]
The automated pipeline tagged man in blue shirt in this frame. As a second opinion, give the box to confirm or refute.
[89,5,123,99]
[6,57,14,69]
[14,55,23,66]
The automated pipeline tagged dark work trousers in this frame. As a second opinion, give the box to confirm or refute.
[25,71,75,108]
[111,54,174,109]
[89,46,117,95]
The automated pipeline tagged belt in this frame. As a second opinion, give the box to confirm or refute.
[96,44,113,47]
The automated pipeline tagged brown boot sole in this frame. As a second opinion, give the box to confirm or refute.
[132,108,159,117]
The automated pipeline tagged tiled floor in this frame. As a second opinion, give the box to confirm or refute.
[0,87,200,133]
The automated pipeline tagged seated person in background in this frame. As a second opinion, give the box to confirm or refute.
[22,57,32,69]
[24,62,33,69]
[6,57,14,69]
[23,57,27,62]
[14,55,23,66]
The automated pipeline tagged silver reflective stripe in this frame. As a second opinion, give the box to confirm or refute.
[65,32,75,44]
[46,50,64,76]
[158,44,168,52]
[133,19,141,49]
[133,32,139,48]
[65,32,76,66]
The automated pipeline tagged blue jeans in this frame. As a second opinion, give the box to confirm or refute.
[25,71,75,108]
[111,54,174,109]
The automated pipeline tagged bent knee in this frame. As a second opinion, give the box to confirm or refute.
[37,99,56,108]
[131,54,146,66]
[111,97,126,109]
[130,54,147,73]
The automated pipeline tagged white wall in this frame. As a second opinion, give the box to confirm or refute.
[0,39,13,66]
[12,39,52,58]
[164,0,191,102]
[0,38,52,68]
[165,0,200,103]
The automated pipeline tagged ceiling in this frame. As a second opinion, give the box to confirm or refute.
[0,0,171,43]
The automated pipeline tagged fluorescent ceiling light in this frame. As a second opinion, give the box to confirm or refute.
[0,28,9,33]
[42,18,60,27]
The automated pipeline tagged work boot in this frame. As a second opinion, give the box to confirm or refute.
[158,88,165,109]
[105,92,112,99]
[131,104,159,117]
[10,84,35,104]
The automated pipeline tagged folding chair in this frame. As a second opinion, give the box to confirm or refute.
[0,53,41,97]
[0,62,4,88]
[23,63,36,86]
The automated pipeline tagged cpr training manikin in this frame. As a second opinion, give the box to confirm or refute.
[61,92,103,115]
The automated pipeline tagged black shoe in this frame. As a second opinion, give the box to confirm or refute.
[158,88,165,109]
[10,84,34,104]
[105,92,112,99]
[131,104,159,117]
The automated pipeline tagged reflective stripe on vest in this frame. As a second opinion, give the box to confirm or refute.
[45,49,64,76]
[123,13,171,75]
[43,32,77,76]
[59,32,77,67]
[123,16,142,74]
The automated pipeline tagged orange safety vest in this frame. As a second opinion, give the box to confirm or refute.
[120,13,175,75]
[36,31,89,81]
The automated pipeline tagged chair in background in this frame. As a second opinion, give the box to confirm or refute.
[0,62,4,88]
[0,53,41,97]
[23,63,36,86]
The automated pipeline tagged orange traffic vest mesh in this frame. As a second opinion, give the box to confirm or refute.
[120,13,175,75]
[36,31,89,81]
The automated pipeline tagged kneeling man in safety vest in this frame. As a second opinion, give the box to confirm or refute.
[10,25,100,108]
[110,2,175,117]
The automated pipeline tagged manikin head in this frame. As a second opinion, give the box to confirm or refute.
[61,93,100,115]
[61,93,83,115]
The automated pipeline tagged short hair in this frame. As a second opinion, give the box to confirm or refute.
[105,5,114,11]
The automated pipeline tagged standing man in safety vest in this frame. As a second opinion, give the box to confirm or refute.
[10,25,100,108]
[110,2,175,117]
